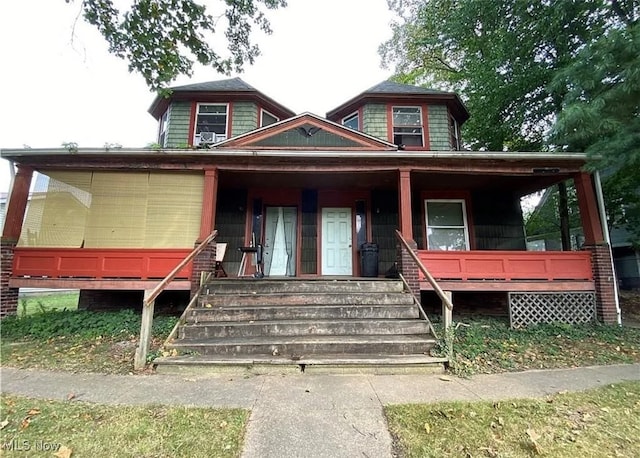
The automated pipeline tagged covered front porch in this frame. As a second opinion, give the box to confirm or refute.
[0,149,619,324]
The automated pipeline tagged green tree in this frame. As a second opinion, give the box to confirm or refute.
[380,0,609,151]
[381,0,639,246]
[72,0,287,91]
[552,8,639,245]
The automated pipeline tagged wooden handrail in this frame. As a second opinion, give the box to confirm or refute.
[143,230,218,307]
[162,271,212,350]
[134,230,218,370]
[398,272,439,339]
[395,230,453,311]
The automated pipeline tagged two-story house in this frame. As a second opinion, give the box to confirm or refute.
[1,78,619,352]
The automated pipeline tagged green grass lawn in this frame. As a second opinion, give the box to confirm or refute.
[17,292,79,315]
[1,308,177,374]
[434,317,640,376]
[0,394,247,458]
[385,381,640,458]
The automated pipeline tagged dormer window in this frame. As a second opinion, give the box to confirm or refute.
[392,106,423,147]
[194,103,228,145]
[449,115,460,150]
[342,112,359,131]
[158,110,169,147]
[261,109,279,127]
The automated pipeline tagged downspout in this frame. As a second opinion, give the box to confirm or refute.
[594,171,622,325]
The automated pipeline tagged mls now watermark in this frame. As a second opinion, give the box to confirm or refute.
[1,439,62,452]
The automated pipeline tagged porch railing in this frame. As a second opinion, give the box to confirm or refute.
[417,250,593,282]
[134,230,218,370]
[12,247,193,280]
[394,230,454,339]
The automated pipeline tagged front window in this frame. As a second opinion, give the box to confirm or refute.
[425,199,470,250]
[342,112,359,130]
[194,103,227,145]
[393,106,423,147]
[261,109,279,127]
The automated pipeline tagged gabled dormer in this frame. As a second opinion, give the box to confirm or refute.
[216,112,398,150]
[326,80,469,151]
[148,78,295,148]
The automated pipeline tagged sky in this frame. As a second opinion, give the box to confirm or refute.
[0,0,397,192]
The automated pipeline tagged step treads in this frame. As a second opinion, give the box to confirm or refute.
[203,279,404,295]
[188,305,420,321]
[200,292,414,306]
[170,334,435,346]
[154,354,447,366]
[179,319,430,338]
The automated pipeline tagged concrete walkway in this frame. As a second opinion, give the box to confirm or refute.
[1,364,639,457]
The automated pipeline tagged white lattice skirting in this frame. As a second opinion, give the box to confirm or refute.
[508,292,596,328]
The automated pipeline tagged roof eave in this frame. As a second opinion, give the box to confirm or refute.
[0,147,590,163]
[148,90,296,120]
[326,92,470,122]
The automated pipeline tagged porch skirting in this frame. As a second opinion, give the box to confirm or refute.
[508,291,596,328]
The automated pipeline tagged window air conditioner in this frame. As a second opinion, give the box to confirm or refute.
[200,132,215,143]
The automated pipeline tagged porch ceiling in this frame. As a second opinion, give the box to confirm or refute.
[219,170,573,195]
[219,170,399,189]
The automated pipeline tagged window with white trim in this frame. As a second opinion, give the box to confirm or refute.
[393,106,423,147]
[449,115,460,150]
[342,112,359,130]
[425,199,470,250]
[158,110,169,147]
[261,109,279,127]
[194,103,227,145]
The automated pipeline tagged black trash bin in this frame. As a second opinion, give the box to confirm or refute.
[360,243,379,277]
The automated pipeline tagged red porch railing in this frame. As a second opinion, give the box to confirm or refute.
[12,247,193,280]
[417,250,593,282]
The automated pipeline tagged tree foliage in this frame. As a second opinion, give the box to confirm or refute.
[380,0,609,151]
[71,0,287,91]
[381,0,639,245]
[551,8,640,245]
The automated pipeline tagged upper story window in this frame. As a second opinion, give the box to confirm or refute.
[194,103,227,145]
[342,112,359,131]
[393,106,423,147]
[261,109,279,127]
[425,199,470,250]
[449,115,460,150]
[158,110,169,147]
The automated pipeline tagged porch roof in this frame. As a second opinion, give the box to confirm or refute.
[0,148,589,197]
[0,147,589,162]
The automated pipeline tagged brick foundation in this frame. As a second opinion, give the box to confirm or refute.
[585,244,619,324]
[397,239,420,300]
[1,238,19,318]
[191,241,217,297]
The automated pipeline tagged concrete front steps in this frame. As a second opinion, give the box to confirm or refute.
[154,278,443,374]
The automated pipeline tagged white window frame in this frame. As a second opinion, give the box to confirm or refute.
[194,103,228,145]
[260,109,280,127]
[342,111,359,130]
[424,199,470,251]
[392,106,424,147]
[158,109,169,147]
[449,115,460,150]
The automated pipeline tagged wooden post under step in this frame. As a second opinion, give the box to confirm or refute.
[134,290,155,370]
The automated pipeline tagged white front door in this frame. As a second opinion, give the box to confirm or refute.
[321,207,352,275]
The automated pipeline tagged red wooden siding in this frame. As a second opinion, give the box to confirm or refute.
[418,250,593,281]
[12,248,193,280]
